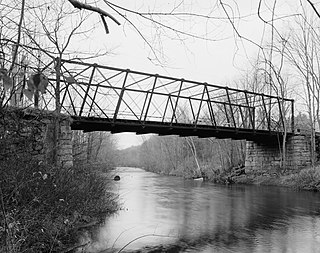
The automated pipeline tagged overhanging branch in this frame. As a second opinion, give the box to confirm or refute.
[68,0,120,34]
[305,0,320,19]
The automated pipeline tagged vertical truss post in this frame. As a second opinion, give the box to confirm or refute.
[194,85,206,126]
[113,70,129,122]
[67,89,77,115]
[79,65,96,117]
[88,68,102,117]
[171,79,184,124]
[204,83,216,126]
[223,103,230,126]
[140,92,149,120]
[189,98,196,123]
[60,71,77,115]
[244,92,255,130]
[61,79,77,116]
[226,88,236,128]
[60,83,69,109]
[143,75,158,122]
[162,95,170,122]
[268,97,272,130]
[261,95,271,131]
[239,106,245,128]
[252,107,255,130]
[291,99,294,132]
[169,96,176,123]
[208,101,217,126]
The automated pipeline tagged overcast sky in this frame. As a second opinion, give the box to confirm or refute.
[71,0,312,149]
[82,0,304,82]
[85,1,260,83]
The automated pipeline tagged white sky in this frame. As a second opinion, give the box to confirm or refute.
[84,0,304,83]
[66,0,314,149]
[87,1,259,83]
[114,132,152,149]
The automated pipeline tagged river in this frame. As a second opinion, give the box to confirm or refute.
[85,167,320,253]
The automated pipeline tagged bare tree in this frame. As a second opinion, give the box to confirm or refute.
[73,130,117,165]
[185,136,202,176]
[283,15,320,166]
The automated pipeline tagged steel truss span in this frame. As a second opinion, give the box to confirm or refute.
[33,58,295,142]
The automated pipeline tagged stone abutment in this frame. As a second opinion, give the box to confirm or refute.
[0,108,73,168]
[245,134,312,174]
[1,108,316,172]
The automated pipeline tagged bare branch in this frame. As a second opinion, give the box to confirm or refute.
[305,0,320,18]
[104,1,227,42]
[103,1,163,64]
[218,0,266,59]
[9,0,25,74]
[67,0,120,25]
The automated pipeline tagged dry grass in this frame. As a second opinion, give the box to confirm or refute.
[279,167,320,190]
[0,154,118,253]
[232,166,320,191]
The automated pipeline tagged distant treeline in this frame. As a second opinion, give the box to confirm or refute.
[117,135,246,179]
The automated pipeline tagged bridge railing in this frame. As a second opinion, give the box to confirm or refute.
[53,59,294,133]
[1,55,295,134]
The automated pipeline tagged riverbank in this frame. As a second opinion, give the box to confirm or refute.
[0,155,118,253]
[232,166,320,191]
[145,165,320,192]
[82,167,320,253]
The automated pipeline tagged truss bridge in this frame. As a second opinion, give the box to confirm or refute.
[7,58,295,143]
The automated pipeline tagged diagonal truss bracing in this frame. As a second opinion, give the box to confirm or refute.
[49,59,294,134]
[10,57,294,139]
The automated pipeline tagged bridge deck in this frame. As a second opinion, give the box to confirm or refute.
[71,116,290,143]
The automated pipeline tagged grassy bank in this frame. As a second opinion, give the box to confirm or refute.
[232,166,320,191]
[145,162,320,192]
[0,154,118,253]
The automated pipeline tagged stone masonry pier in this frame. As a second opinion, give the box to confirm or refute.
[0,108,73,168]
[1,108,316,172]
[245,134,312,174]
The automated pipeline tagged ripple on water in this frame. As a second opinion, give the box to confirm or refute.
[86,167,320,253]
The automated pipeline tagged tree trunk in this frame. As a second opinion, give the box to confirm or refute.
[185,137,201,176]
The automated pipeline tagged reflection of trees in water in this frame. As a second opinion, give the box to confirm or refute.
[100,170,320,253]
[152,185,320,252]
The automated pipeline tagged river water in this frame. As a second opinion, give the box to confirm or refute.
[87,167,320,253]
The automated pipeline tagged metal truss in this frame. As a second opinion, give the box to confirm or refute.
[2,56,295,141]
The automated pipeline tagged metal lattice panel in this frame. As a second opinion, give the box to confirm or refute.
[1,55,295,141]
[53,59,294,136]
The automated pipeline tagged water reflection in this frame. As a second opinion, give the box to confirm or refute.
[88,167,320,253]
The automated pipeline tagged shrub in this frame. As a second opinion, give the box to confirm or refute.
[0,153,118,253]
[280,167,320,190]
